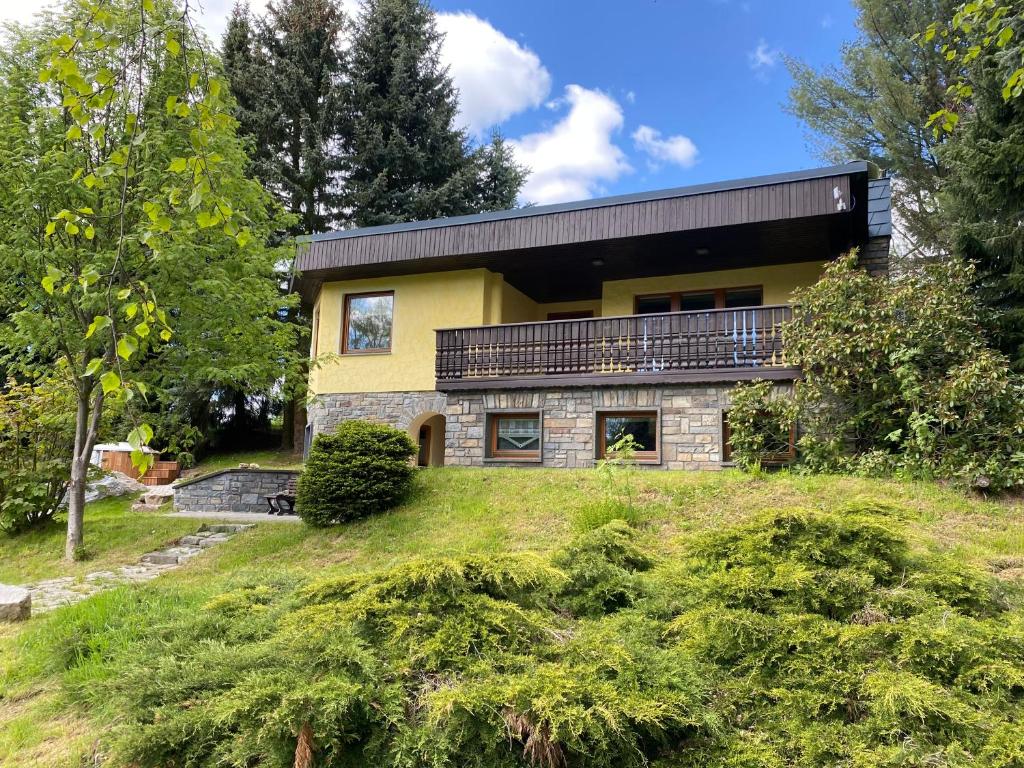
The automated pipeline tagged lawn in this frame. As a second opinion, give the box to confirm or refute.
[1,467,1022,767]
[0,495,198,584]
[182,447,304,478]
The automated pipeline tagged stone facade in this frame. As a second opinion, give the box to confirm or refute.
[445,383,794,470]
[858,235,890,276]
[307,391,448,437]
[307,384,795,471]
[174,469,300,515]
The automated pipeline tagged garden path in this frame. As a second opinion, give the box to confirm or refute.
[21,524,253,614]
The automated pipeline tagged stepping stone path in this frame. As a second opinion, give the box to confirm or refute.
[20,524,253,616]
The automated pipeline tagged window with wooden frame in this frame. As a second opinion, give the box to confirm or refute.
[487,412,542,460]
[547,310,594,321]
[310,305,320,358]
[721,410,796,465]
[634,286,763,314]
[597,411,659,462]
[342,291,394,353]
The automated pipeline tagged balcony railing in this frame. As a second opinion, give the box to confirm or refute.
[435,305,797,389]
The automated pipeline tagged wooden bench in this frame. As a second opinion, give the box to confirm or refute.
[266,477,298,515]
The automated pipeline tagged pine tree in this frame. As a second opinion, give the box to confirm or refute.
[223,0,348,235]
[786,0,962,254]
[343,0,523,226]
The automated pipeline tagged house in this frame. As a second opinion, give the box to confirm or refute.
[296,161,892,469]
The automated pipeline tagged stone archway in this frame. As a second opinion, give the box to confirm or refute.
[409,412,446,467]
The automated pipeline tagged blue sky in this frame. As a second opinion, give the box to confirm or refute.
[1,0,860,204]
[426,0,859,203]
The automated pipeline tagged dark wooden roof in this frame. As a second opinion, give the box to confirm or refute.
[297,162,886,303]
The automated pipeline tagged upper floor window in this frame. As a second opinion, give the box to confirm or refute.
[343,291,394,353]
[635,286,763,314]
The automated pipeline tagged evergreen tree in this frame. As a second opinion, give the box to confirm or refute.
[940,61,1024,369]
[343,0,524,226]
[787,0,962,253]
[223,0,348,235]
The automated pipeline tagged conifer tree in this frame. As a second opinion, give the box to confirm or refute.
[786,0,962,253]
[343,0,524,226]
[223,0,347,235]
[940,62,1024,370]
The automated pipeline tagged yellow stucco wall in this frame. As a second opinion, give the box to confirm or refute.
[310,269,491,394]
[500,280,539,323]
[538,299,603,318]
[600,262,826,316]
[311,262,827,394]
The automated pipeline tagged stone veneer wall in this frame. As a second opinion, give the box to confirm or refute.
[307,391,448,438]
[445,384,794,470]
[173,469,300,514]
[306,384,796,471]
[858,235,890,276]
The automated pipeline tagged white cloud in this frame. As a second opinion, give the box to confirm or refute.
[632,125,698,170]
[625,90,636,104]
[820,14,834,28]
[436,12,551,136]
[509,85,631,205]
[748,39,778,70]
[747,38,780,81]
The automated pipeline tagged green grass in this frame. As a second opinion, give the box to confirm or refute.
[0,495,197,584]
[184,448,303,477]
[1,467,1022,766]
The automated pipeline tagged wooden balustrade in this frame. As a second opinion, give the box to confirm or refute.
[435,305,797,389]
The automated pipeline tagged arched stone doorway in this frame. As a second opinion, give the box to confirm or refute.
[409,412,446,467]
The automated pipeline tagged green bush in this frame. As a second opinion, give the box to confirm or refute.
[22,508,1022,768]
[731,252,1024,490]
[296,420,417,526]
[0,377,75,534]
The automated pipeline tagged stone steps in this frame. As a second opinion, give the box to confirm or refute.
[12,522,258,618]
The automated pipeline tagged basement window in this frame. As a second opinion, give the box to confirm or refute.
[597,411,659,462]
[487,413,542,461]
[722,410,796,465]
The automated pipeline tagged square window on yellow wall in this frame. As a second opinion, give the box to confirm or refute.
[342,291,394,353]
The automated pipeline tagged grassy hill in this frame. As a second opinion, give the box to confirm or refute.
[1,467,1022,767]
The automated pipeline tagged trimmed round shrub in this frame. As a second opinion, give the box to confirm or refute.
[296,420,417,526]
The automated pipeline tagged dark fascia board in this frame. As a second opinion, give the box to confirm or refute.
[309,161,869,244]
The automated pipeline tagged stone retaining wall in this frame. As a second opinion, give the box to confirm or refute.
[173,469,300,515]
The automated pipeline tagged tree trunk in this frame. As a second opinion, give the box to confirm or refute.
[65,381,104,561]
[65,389,90,560]
[281,396,295,451]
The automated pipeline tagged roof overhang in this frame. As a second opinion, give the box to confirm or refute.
[297,162,882,303]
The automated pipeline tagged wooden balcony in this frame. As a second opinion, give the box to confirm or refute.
[435,305,799,390]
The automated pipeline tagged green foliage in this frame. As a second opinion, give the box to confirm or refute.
[725,379,798,471]
[296,420,417,525]
[0,0,299,554]
[764,252,1024,490]
[938,46,1024,371]
[920,0,1024,134]
[0,377,75,533]
[222,0,347,235]
[342,0,526,226]
[787,0,962,251]
[20,506,1023,767]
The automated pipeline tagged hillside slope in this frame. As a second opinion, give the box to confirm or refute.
[1,468,1022,766]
